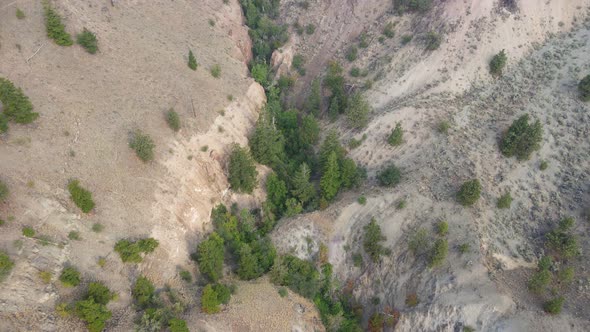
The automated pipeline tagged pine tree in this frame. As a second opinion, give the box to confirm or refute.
[320,152,341,201]
[388,122,404,146]
[306,78,321,116]
[188,50,198,70]
[319,130,345,169]
[345,92,371,129]
[340,157,359,189]
[291,163,316,204]
[265,173,287,215]
[363,218,387,262]
[237,243,261,280]
[228,144,258,193]
[201,284,220,314]
[249,110,285,166]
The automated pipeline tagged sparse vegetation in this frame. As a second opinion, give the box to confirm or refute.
[457,179,481,206]
[394,0,433,13]
[578,74,590,101]
[188,50,197,70]
[228,144,258,193]
[345,46,358,62]
[546,217,580,258]
[436,221,449,236]
[305,24,315,35]
[16,8,25,19]
[292,54,306,76]
[437,120,450,134]
[497,192,512,209]
[489,50,507,76]
[388,122,404,146]
[166,109,181,132]
[0,251,14,282]
[129,130,155,162]
[91,223,104,233]
[428,238,448,268]
[458,243,470,254]
[0,180,8,201]
[396,199,407,210]
[114,238,159,263]
[68,231,81,241]
[377,164,402,187]
[539,160,549,171]
[169,318,189,332]
[364,218,388,263]
[59,266,81,287]
[401,34,413,45]
[22,226,35,237]
[358,195,367,205]
[500,114,543,161]
[210,64,221,78]
[345,92,371,129]
[68,180,95,213]
[543,296,564,315]
[409,228,429,256]
[424,31,442,50]
[383,22,395,38]
[77,29,98,54]
[132,276,156,308]
[405,293,419,307]
[43,1,73,46]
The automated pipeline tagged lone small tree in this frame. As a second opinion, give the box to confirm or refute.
[500,114,542,160]
[489,50,507,76]
[579,74,590,101]
[228,144,258,193]
[388,122,404,146]
[457,179,481,206]
[129,130,155,162]
[188,50,198,70]
[377,164,401,187]
[363,218,387,262]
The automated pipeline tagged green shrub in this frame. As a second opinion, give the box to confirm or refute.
[188,50,197,70]
[0,77,38,124]
[349,67,361,77]
[179,270,192,282]
[388,122,404,146]
[401,34,413,45]
[358,195,367,205]
[559,266,575,284]
[210,64,221,78]
[16,8,25,19]
[405,293,419,307]
[578,74,590,101]
[437,120,450,134]
[396,199,407,210]
[39,270,52,283]
[292,54,306,75]
[132,276,156,308]
[43,1,73,46]
[383,22,395,38]
[358,33,369,48]
[489,50,507,76]
[166,109,181,132]
[428,238,448,268]
[91,223,104,233]
[496,192,512,209]
[364,218,388,262]
[436,221,449,236]
[278,287,288,297]
[543,296,564,315]
[77,28,98,54]
[129,130,155,162]
[345,92,371,129]
[212,283,232,304]
[22,226,35,237]
[68,179,95,213]
[539,160,549,171]
[68,231,81,240]
[0,180,8,201]
[0,113,7,133]
[458,243,470,254]
[0,251,14,282]
[377,164,402,187]
[345,46,358,62]
[86,282,113,305]
[528,269,551,293]
[228,144,258,193]
[251,62,269,87]
[320,152,341,201]
[409,228,429,256]
[305,24,315,34]
[537,255,552,270]
[546,227,579,258]
[270,255,320,299]
[500,114,543,160]
[59,266,81,287]
[457,179,481,206]
[424,31,441,50]
[75,297,112,332]
[169,318,189,332]
[114,238,159,263]
[196,233,225,282]
[201,284,221,314]
[394,0,433,13]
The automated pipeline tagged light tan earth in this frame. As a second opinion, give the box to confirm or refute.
[1,0,590,331]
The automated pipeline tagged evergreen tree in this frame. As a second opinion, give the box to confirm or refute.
[201,284,221,314]
[249,110,285,167]
[489,49,507,76]
[579,74,590,101]
[298,114,320,147]
[196,233,225,282]
[363,218,387,262]
[265,173,287,215]
[75,298,112,332]
[320,152,341,201]
[500,114,543,161]
[340,158,359,189]
[188,50,198,70]
[319,130,345,169]
[291,163,316,205]
[306,78,321,116]
[237,243,261,280]
[228,144,258,193]
[345,92,371,129]
[388,122,404,146]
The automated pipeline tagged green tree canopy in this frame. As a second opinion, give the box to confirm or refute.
[228,144,258,193]
[197,233,225,282]
[291,163,316,205]
[500,114,543,160]
[345,92,371,129]
[320,152,341,201]
[363,218,387,262]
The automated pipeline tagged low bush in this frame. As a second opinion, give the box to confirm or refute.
[401,34,413,45]
[489,50,507,76]
[528,269,551,293]
[68,179,95,213]
[405,293,419,307]
[383,22,395,38]
[396,199,407,210]
[68,231,81,240]
[39,270,52,283]
[546,218,580,258]
[579,74,590,101]
[458,243,470,254]
[0,77,38,125]
[22,226,35,237]
[75,297,112,332]
[77,28,98,54]
[424,31,441,50]
[86,282,114,305]
[210,64,221,78]
[0,251,14,282]
[129,130,155,162]
[43,1,73,46]
[59,266,81,287]
[305,24,315,35]
[428,238,448,268]
[377,164,402,187]
[292,54,306,76]
[16,8,25,19]
[92,223,104,233]
[539,160,549,171]
[409,228,429,256]
[0,180,8,201]
[188,50,197,70]
[543,296,564,315]
[114,238,159,263]
[436,221,448,236]
[358,195,367,205]
[394,0,433,13]
[388,122,403,146]
[437,120,450,134]
[169,318,189,332]
[457,179,481,206]
[497,192,512,209]
[132,276,156,308]
[179,270,192,282]
[166,109,181,132]
[345,46,358,62]
[558,266,575,284]
[500,114,543,160]
[201,284,221,314]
